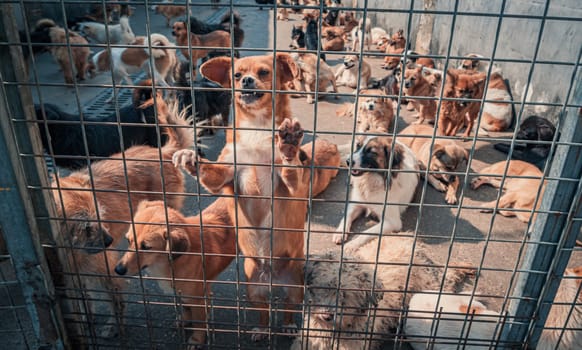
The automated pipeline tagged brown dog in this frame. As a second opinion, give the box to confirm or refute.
[52,97,193,337]
[172,53,340,340]
[290,52,338,104]
[172,21,231,68]
[114,198,235,348]
[322,27,346,51]
[152,3,189,27]
[403,65,442,125]
[381,29,406,70]
[471,160,546,222]
[355,89,394,134]
[399,124,469,204]
[438,69,487,137]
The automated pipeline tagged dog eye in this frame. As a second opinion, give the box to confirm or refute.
[258,69,269,77]
[234,72,242,80]
[140,242,151,250]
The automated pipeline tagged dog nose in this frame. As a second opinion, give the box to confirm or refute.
[171,31,176,36]
[241,76,255,89]
[404,81,411,88]
[114,264,127,276]
[102,231,114,248]
[368,104,374,111]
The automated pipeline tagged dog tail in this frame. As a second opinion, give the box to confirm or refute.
[35,18,57,31]
[141,96,194,152]
[146,33,174,59]
[220,11,242,28]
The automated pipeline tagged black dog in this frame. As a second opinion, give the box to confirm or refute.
[323,9,340,27]
[305,18,326,61]
[494,115,557,170]
[368,68,402,100]
[289,25,305,49]
[188,11,244,53]
[35,84,163,169]
[174,61,232,136]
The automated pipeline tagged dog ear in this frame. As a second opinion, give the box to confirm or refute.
[199,56,234,88]
[165,228,190,260]
[275,53,299,85]
[446,69,459,84]
[471,59,480,69]
[386,143,404,169]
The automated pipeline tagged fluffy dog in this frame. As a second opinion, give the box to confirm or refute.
[335,55,372,89]
[290,53,338,103]
[114,198,235,348]
[173,53,340,339]
[407,266,582,349]
[290,25,306,49]
[34,19,90,84]
[493,115,556,170]
[152,2,189,27]
[471,160,546,222]
[293,235,475,350]
[172,21,231,67]
[321,26,345,52]
[35,81,165,169]
[76,15,135,44]
[399,124,469,204]
[188,11,244,49]
[403,65,441,125]
[91,34,176,102]
[438,69,487,137]
[355,89,394,134]
[52,97,193,337]
[174,60,232,134]
[334,137,420,250]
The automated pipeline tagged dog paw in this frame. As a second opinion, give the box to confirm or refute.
[333,232,347,245]
[172,149,199,175]
[281,323,298,335]
[276,118,304,164]
[250,327,268,342]
[445,193,458,205]
[470,177,484,190]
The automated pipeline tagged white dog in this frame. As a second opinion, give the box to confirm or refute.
[77,16,135,45]
[333,136,419,250]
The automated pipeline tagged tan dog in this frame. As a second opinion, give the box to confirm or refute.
[152,2,189,27]
[52,97,193,337]
[381,29,406,70]
[322,27,346,51]
[438,69,487,137]
[35,19,90,84]
[355,89,394,134]
[114,198,235,348]
[403,65,441,125]
[172,53,340,340]
[471,160,545,222]
[290,52,338,103]
[399,124,469,204]
[335,55,372,89]
[172,21,231,68]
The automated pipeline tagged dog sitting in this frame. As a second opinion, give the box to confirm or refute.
[114,198,235,348]
[290,25,306,49]
[75,15,135,44]
[152,2,189,27]
[172,21,231,69]
[494,115,556,170]
[304,15,327,61]
[471,160,546,222]
[34,19,90,84]
[355,89,395,134]
[407,266,582,349]
[294,234,475,350]
[368,68,401,100]
[90,33,176,102]
[188,11,244,49]
[380,29,407,70]
[438,69,487,137]
[335,55,372,89]
[321,26,345,52]
[349,17,372,52]
[290,52,338,103]
[173,53,340,340]
[399,124,469,204]
[52,97,193,337]
[402,65,441,125]
[334,136,420,250]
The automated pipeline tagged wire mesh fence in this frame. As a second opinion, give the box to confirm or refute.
[0,0,581,349]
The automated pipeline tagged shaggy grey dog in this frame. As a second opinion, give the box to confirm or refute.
[292,234,475,350]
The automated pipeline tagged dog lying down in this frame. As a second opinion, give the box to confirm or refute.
[293,234,476,350]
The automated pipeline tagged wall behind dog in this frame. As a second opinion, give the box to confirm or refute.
[356,0,582,124]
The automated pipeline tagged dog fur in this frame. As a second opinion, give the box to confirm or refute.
[401,50,436,69]
[438,69,487,137]
[114,198,235,348]
[293,235,475,350]
[349,17,372,52]
[335,55,372,89]
[402,65,441,125]
[152,2,189,27]
[380,29,407,70]
[399,124,469,204]
[322,26,345,52]
[334,137,420,250]
[354,89,395,134]
[172,21,231,69]
[173,53,340,339]
[76,15,135,44]
[52,97,193,337]
[290,52,338,103]
[471,160,545,222]
[188,11,244,49]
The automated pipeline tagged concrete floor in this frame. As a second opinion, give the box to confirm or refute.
[7,0,581,349]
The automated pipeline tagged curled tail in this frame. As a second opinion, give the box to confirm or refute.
[220,11,242,28]
[141,96,194,152]
[147,33,174,58]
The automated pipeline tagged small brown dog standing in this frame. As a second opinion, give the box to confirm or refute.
[172,21,231,70]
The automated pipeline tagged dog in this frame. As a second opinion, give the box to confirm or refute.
[350,17,372,52]
[173,53,340,340]
[34,19,90,84]
[494,115,556,170]
[188,11,244,49]
[368,68,401,99]
[293,234,475,350]
[52,97,193,337]
[335,55,372,89]
[354,89,395,134]
[152,1,189,27]
[290,25,306,49]
[172,21,231,68]
[90,34,176,102]
[114,198,235,348]
[35,80,165,169]
[407,266,582,349]
[290,53,338,103]
[471,160,546,222]
[321,26,345,52]
[399,124,469,204]
[277,0,290,21]
[380,29,407,70]
[304,16,326,61]
[334,136,420,250]
[75,15,135,44]
[402,65,441,125]
[438,69,487,137]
